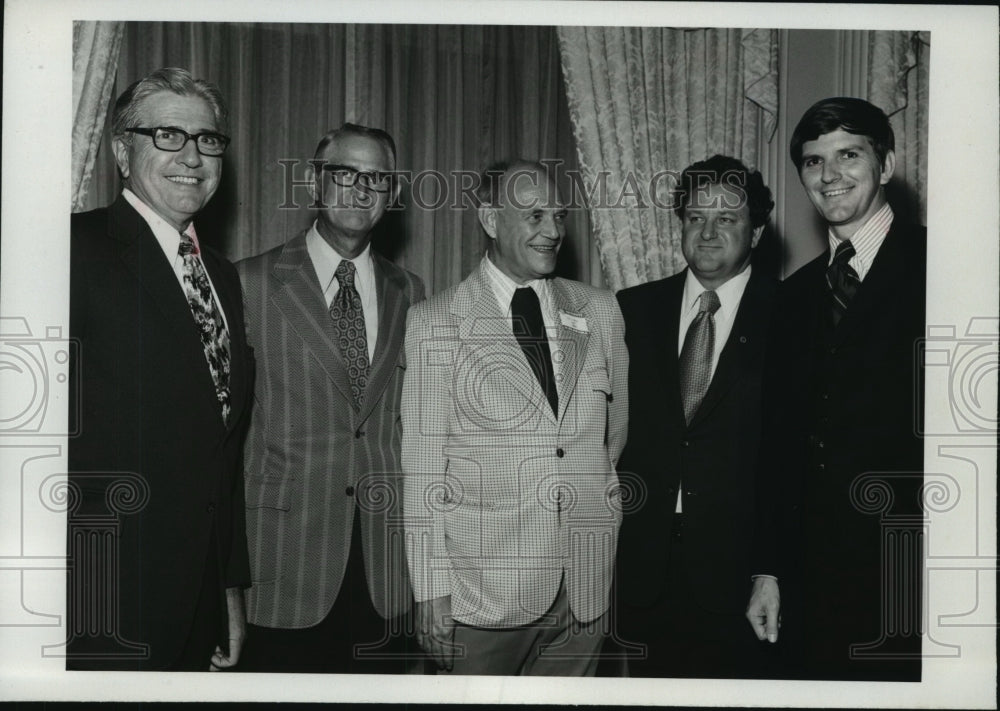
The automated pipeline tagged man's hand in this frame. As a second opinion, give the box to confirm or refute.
[210,586,247,671]
[745,576,781,643]
[416,595,456,672]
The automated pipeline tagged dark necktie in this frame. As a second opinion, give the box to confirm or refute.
[330,260,369,408]
[511,286,558,416]
[178,232,231,424]
[826,240,860,327]
[678,290,720,425]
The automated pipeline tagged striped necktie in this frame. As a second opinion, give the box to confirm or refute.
[826,240,860,327]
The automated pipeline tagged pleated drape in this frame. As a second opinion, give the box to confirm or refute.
[556,27,778,290]
[76,23,587,295]
[71,21,124,212]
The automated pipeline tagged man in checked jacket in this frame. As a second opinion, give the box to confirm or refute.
[401,160,628,675]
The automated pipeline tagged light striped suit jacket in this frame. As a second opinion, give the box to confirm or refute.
[401,261,628,627]
[237,231,424,628]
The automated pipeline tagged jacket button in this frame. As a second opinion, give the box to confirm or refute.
[345,486,355,497]
[681,439,690,448]
[818,463,826,472]
[355,429,364,439]
[605,392,614,402]
[556,448,565,458]
[206,503,216,514]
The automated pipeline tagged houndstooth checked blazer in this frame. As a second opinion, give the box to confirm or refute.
[238,230,424,628]
[401,260,628,627]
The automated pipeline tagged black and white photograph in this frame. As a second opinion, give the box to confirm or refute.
[0,0,996,706]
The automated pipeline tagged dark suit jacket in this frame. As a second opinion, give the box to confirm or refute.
[237,232,424,628]
[754,219,925,680]
[68,195,254,670]
[616,268,776,614]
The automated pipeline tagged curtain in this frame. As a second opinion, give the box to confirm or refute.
[869,31,929,224]
[77,23,588,295]
[557,27,778,291]
[71,21,123,212]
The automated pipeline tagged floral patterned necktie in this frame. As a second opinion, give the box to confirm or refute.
[178,231,231,424]
[329,259,369,408]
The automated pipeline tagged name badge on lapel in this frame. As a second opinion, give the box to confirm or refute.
[559,310,588,333]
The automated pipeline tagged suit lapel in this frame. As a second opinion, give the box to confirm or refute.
[832,221,906,346]
[690,272,773,427]
[454,263,547,418]
[111,197,224,428]
[549,278,590,422]
[358,253,408,423]
[270,233,356,407]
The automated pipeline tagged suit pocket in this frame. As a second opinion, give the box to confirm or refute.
[245,477,293,511]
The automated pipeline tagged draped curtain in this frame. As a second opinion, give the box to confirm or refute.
[71,21,124,212]
[557,27,778,291]
[77,22,587,295]
[869,31,929,224]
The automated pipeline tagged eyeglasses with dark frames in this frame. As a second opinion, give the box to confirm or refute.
[126,127,231,156]
[321,163,393,193]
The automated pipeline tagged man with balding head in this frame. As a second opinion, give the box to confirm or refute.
[402,160,628,675]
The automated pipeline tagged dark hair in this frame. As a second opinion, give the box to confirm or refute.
[111,67,229,139]
[790,97,894,170]
[313,122,397,167]
[672,154,774,228]
[475,159,555,208]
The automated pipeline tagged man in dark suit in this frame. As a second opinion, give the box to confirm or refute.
[68,68,253,671]
[615,155,776,678]
[237,124,424,673]
[746,97,925,681]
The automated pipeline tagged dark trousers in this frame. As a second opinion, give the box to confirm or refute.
[240,508,419,674]
[616,513,785,679]
[171,532,224,671]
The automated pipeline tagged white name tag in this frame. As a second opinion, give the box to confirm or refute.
[559,311,589,333]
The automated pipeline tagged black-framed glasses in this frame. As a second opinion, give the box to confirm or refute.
[126,127,230,156]
[321,163,393,193]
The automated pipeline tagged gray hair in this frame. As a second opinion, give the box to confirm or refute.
[111,67,229,140]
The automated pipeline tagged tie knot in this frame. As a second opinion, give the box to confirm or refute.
[698,290,721,315]
[833,239,856,264]
[511,286,540,310]
[178,231,198,257]
[335,259,357,289]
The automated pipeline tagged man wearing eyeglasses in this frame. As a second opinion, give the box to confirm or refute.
[236,123,425,673]
[68,68,254,671]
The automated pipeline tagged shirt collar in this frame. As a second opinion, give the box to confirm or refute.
[827,202,894,279]
[682,264,752,322]
[122,188,203,258]
[306,220,375,296]
[482,254,551,317]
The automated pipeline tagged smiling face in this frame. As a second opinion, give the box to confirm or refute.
[680,183,762,290]
[798,128,895,240]
[480,169,567,284]
[112,91,222,232]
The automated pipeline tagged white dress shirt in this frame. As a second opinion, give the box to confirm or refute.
[122,188,229,330]
[482,255,564,406]
[673,264,752,512]
[306,221,379,361]
[826,202,894,282]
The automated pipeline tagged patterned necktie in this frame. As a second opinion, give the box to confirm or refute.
[329,259,369,408]
[511,287,559,416]
[178,232,231,424]
[826,240,860,327]
[678,290,720,425]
